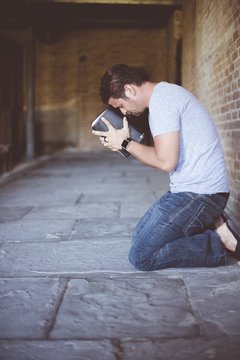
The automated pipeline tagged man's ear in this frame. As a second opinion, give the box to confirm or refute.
[124,84,136,97]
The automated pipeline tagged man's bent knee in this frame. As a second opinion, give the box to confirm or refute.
[128,246,153,271]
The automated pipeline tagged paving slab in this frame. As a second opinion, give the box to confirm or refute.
[121,336,240,360]
[0,277,65,338]
[183,271,240,336]
[0,219,76,242]
[0,240,132,275]
[0,189,82,206]
[0,207,33,222]
[79,192,156,204]
[0,217,137,243]
[70,218,137,240]
[50,276,199,339]
[1,336,239,360]
[23,203,120,220]
[0,340,116,360]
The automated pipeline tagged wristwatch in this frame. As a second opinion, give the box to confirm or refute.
[121,138,132,151]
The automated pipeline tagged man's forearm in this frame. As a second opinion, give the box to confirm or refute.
[127,141,172,172]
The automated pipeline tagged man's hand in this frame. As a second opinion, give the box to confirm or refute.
[92,116,130,151]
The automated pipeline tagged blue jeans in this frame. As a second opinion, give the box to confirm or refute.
[129,192,229,270]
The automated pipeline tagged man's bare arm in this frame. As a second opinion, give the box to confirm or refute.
[127,131,179,173]
[92,116,179,173]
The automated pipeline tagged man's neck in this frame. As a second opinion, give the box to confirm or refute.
[141,82,157,107]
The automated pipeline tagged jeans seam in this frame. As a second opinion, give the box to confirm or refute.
[183,203,206,236]
[156,252,228,267]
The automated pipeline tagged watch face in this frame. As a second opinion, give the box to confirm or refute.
[121,139,129,149]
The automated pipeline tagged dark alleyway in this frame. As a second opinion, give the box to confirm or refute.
[0,151,239,360]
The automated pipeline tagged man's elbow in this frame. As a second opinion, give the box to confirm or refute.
[160,163,176,173]
[155,154,177,173]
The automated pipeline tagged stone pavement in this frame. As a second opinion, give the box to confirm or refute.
[0,151,239,360]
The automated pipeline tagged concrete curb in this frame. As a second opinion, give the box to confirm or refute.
[0,154,57,187]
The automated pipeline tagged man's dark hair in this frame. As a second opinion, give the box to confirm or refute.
[100,64,149,104]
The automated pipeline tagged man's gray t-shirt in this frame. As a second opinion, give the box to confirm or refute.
[149,82,229,194]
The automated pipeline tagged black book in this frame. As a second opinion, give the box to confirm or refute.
[91,106,144,157]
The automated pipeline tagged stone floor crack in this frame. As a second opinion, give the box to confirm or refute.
[44,277,69,339]
[75,194,84,205]
[181,275,202,336]
[111,338,124,360]
[68,219,79,242]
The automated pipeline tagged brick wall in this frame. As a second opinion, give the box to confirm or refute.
[35,27,167,153]
[182,0,240,224]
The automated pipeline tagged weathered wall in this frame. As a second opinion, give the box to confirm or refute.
[0,34,26,174]
[182,0,240,224]
[35,27,167,153]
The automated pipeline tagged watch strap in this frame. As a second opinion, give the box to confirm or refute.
[121,138,132,150]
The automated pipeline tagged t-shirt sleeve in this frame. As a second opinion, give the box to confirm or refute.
[149,90,180,137]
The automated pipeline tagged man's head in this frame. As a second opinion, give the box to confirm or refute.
[100,64,149,104]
